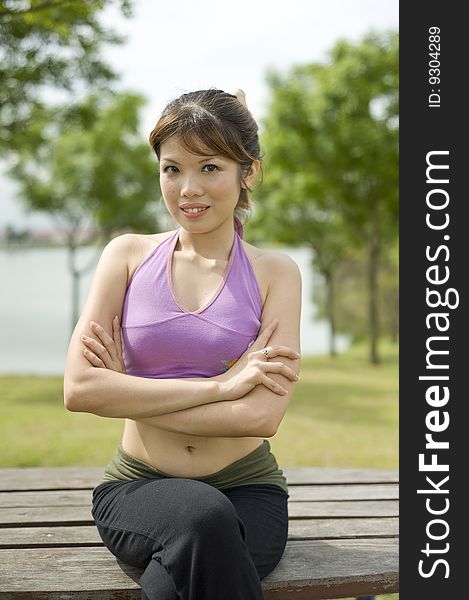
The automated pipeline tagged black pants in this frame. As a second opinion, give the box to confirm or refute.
[92,478,289,600]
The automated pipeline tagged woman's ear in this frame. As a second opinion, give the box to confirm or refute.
[241,160,261,189]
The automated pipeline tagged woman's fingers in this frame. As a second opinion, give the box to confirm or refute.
[250,319,278,351]
[259,358,301,394]
[81,319,125,373]
[90,321,118,362]
[81,335,110,367]
[258,345,301,361]
[260,373,289,395]
[262,360,299,382]
[83,347,105,368]
[113,316,124,362]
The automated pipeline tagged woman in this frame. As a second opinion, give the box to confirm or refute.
[64,88,302,600]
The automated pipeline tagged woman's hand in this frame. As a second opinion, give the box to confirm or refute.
[216,318,297,380]
[80,315,300,400]
[81,317,126,374]
[219,318,300,401]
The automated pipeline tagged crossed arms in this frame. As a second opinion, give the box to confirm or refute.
[63,234,302,438]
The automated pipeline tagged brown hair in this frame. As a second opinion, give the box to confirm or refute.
[149,88,262,222]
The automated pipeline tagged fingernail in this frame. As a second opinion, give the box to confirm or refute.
[81,335,87,341]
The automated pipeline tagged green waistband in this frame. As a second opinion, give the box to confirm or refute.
[102,439,288,494]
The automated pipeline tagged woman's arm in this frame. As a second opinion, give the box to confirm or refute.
[65,236,299,420]
[136,252,302,437]
[64,234,227,419]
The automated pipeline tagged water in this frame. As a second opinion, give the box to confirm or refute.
[0,245,350,376]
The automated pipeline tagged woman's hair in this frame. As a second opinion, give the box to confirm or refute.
[149,89,262,223]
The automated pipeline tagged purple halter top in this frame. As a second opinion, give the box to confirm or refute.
[121,227,262,378]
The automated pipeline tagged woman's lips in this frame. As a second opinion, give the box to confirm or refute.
[180,206,209,219]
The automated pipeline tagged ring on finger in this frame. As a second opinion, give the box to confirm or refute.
[262,348,270,359]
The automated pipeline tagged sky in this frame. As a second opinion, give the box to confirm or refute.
[0,0,398,230]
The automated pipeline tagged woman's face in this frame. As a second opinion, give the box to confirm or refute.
[159,135,244,231]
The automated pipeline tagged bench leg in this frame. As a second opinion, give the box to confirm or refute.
[356,597,376,600]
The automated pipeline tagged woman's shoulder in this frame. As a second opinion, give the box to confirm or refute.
[104,230,178,280]
[242,240,301,303]
[242,239,300,273]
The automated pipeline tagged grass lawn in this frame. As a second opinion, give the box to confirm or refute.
[0,341,398,469]
[273,340,398,470]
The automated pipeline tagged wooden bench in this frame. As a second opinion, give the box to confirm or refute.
[0,466,398,599]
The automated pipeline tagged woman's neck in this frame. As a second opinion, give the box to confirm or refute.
[177,219,236,261]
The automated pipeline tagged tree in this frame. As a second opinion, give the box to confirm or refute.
[0,0,133,154]
[9,91,158,331]
[249,171,355,357]
[317,242,398,347]
[252,30,398,363]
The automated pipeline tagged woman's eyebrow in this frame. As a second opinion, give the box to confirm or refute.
[160,156,220,164]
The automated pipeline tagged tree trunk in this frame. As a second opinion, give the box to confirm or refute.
[67,234,104,336]
[391,319,399,343]
[390,293,399,343]
[67,240,80,336]
[368,202,380,364]
[324,269,337,357]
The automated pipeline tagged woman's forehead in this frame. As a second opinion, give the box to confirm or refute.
[160,136,227,162]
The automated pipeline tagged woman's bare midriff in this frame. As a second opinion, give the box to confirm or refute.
[119,231,270,477]
[122,420,264,477]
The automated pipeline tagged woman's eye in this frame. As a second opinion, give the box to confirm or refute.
[162,165,179,174]
[202,164,219,172]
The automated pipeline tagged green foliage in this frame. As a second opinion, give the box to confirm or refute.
[8,89,159,329]
[0,0,134,153]
[9,91,159,240]
[250,30,398,361]
[314,239,399,343]
[254,28,398,244]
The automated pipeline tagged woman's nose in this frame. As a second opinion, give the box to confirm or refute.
[180,174,203,197]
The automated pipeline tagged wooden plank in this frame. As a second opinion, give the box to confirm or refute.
[0,506,94,527]
[0,499,398,527]
[263,538,398,598]
[0,484,398,510]
[0,518,398,548]
[0,490,91,508]
[0,539,398,598]
[289,500,398,518]
[287,518,398,540]
[0,468,104,491]
[0,466,398,491]
[0,547,141,597]
[283,467,398,485]
[265,577,398,600]
[0,526,103,548]
[288,484,398,501]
